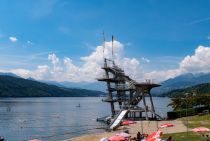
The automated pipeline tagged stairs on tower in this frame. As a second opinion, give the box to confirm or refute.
[127,92,143,107]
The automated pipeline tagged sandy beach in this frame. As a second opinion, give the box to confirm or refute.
[64,120,187,141]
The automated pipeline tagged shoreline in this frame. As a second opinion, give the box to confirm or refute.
[64,120,187,141]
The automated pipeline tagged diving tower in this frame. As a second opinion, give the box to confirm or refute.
[97,58,162,129]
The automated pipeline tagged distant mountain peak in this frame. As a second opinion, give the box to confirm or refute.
[152,72,210,96]
[27,77,36,81]
[0,72,21,78]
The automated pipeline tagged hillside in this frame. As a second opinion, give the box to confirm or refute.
[0,72,21,78]
[162,83,210,97]
[45,72,210,94]
[0,75,105,97]
[151,73,210,95]
[42,80,106,92]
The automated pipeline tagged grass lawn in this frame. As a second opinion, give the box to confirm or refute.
[162,114,210,141]
[161,132,204,141]
[179,114,210,128]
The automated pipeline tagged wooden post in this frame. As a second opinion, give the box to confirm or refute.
[104,59,115,116]
[142,92,148,120]
[149,92,155,117]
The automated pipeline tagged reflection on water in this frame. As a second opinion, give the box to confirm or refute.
[0,97,171,141]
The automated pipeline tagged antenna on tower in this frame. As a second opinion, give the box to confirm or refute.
[102,31,106,59]
[112,35,114,60]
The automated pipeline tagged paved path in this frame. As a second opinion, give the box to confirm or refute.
[64,120,187,141]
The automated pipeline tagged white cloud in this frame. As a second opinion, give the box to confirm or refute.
[141,57,150,63]
[0,40,142,82]
[27,40,33,44]
[60,40,142,82]
[145,45,210,82]
[33,65,51,80]
[48,53,59,65]
[48,53,63,74]
[207,36,210,40]
[9,36,18,42]
[1,68,32,78]
[2,41,210,83]
[144,69,183,82]
[180,46,210,73]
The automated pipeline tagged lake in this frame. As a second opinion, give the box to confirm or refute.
[0,97,172,141]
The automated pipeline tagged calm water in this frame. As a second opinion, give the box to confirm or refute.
[0,97,172,141]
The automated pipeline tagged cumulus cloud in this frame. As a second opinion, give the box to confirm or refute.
[180,46,210,73]
[48,53,63,72]
[0,40,142,82]
[63,40,142,82]
[9,36,18,42]
[144,69,183,82]
[2,41,210,83]
[33,65,51,80]
[145,45,210,82]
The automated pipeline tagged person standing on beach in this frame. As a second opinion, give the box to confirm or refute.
[136,131,144,141]
[166,136,172,141]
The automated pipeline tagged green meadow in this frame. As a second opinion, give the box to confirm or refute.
[162,114,210,141]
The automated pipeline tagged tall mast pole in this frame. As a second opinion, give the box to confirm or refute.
[102,32,106,59]
[112,35,114,61]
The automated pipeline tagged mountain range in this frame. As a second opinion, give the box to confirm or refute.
[151,72,210,95]
[162,83,210,97]
[0,74,105,97]
[41,80,106,92]
[43,72,210,96]
[1,72,210,97]
[0,72,21,78]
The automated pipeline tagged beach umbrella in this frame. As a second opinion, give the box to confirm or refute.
[192,127,210,133]
[145,130,163,141]
[159,123,174,128]
[192,127,210,140]
[122,120,136,125]
[108,135,125,141]
[100,137,108,141]
[29,139,42,141]
[159,123,174,134]
[116,132,131,138]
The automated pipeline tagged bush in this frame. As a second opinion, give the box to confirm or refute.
[194,106,210,113]
[167,108,197,119]
[167,111,178,119]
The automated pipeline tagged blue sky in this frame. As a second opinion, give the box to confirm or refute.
[0,0,210,82]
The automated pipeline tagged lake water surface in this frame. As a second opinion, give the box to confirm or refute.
[0,97,172,141]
